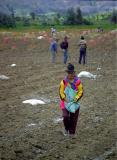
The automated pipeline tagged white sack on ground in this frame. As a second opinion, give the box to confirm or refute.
[78,71,97,79]
[11,64,16,67]
[37,36,44,39]
[0,75,9,80]
[22,99,46,105]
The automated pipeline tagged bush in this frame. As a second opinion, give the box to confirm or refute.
[0,12,16,28]
[23,18,30,26]
[110,10,117,24]
[83,19,93,25]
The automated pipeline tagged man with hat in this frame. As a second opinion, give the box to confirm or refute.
[59,63,83,137]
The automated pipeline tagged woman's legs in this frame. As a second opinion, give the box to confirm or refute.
[62,108,80,135]
[62,108,70,132]
[69,108,80,134]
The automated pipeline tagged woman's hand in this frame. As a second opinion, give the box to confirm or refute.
[74,97,78,103]
[64,98,69,103]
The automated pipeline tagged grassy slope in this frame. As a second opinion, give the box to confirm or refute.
[0,23,116,33]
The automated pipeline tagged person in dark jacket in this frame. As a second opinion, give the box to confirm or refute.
[60,36,69,64]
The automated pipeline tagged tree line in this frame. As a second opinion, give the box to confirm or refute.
[0,6,116,28]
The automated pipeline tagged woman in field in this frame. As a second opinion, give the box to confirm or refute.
[59,63,83,137]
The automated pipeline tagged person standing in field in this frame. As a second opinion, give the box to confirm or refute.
[59,63,83,137]
[51,26,56,37]
[60,36,69,64]
[50,38,58,63]
[78,36,87,64]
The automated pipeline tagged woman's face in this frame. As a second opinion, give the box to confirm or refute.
[67,72,75,80]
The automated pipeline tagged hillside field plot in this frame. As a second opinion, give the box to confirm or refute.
[0,29,116,160]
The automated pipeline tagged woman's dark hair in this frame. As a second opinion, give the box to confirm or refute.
[81,36,84,40]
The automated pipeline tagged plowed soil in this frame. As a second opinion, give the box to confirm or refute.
[0,29,116,160]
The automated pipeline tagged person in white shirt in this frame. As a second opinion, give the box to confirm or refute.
[51,26,56,37]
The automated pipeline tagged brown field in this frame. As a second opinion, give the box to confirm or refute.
[0,29,116,160]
